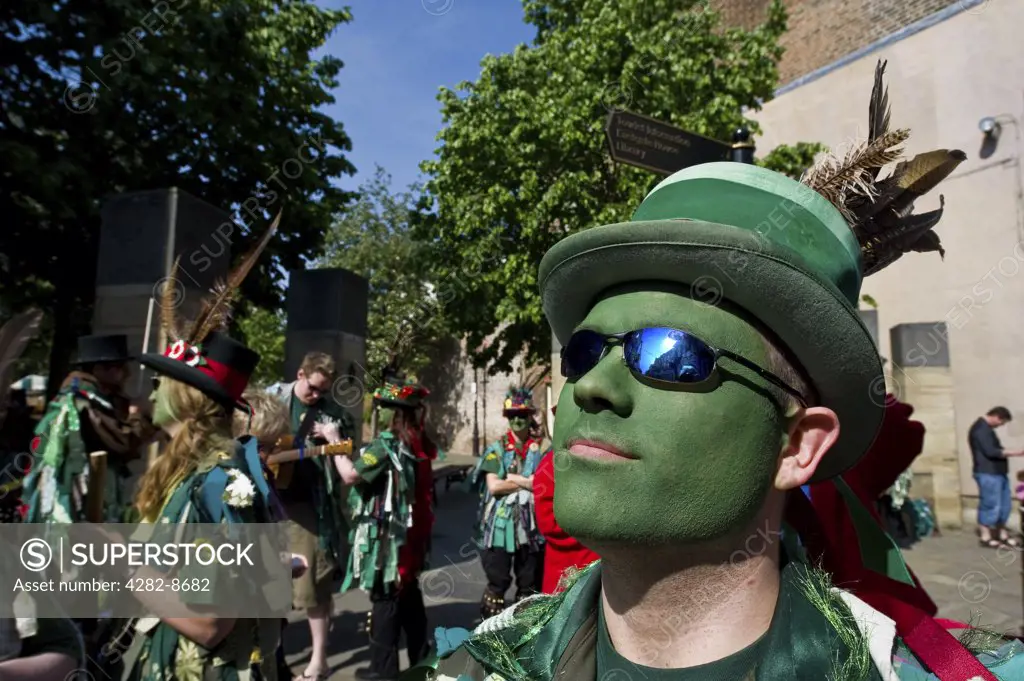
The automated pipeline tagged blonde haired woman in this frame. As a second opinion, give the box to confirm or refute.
[116,331,284,681]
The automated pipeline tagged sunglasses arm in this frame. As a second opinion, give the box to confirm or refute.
[716,348,809,409]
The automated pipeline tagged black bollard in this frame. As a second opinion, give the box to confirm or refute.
[731,128,755,164]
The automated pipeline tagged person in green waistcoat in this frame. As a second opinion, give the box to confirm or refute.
[340,378,435,681]
[470,386,547,621]
[23,334,159,524]
[414,62,1024,681]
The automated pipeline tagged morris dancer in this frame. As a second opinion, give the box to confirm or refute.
[422,61,1024,680]
[341,379,435,681]
[470,386,546,619]
[23,334,158,523]
[110,214,287,681]
[116,331,284,681]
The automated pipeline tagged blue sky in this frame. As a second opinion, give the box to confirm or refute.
[314,0,535,193]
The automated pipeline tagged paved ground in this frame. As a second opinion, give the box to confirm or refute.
[281,488,1024,680]
[902,526,1024,636]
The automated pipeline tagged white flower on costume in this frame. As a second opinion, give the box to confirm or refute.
[223,469,256,508]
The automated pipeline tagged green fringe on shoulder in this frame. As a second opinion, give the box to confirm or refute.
[463,564,594,681]
[796,565,873,681]
[956,614,1020,665]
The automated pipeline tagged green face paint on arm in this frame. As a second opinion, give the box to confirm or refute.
[551,284,790,546]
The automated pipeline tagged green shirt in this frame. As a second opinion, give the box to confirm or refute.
[597,598,768,680]
[279,391,355,504]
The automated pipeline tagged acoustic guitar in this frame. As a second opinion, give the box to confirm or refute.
[264,436,354,489]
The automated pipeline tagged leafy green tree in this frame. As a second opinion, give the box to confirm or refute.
[318,166,451,384]
[757,141,826,179]
[417,0,821,373]
[234,303,286,388]
[0,0,356,395]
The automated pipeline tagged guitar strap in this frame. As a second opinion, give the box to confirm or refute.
[294,402,323,458]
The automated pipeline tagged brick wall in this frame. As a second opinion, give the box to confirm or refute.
[711,0,962,85]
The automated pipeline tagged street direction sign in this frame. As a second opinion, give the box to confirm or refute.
[605,109,732,175]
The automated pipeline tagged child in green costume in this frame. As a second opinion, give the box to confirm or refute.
[471,387,547,620]
[341,379,435,681]
[418,62,1024,681]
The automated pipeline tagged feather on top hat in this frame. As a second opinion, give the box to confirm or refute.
[139,211,281,411]
[373,378,429,408]
[539,61,965,481]
[503,387,536,414]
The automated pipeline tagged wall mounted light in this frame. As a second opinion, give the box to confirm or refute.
[979,116,1002,140]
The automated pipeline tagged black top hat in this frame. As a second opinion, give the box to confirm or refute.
[139,331,260,411]
[75,335,134,365]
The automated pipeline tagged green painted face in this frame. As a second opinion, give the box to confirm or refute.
[507,415,530,432]
[552,284,790,546]
[150,379,177,429]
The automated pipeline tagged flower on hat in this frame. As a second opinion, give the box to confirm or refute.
[223,469,256,508]
[373,379,429,403]
[503,387,535,411]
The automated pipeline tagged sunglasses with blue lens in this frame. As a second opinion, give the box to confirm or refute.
[560,327,809,408]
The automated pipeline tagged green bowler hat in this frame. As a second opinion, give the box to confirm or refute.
[540,157,953,481]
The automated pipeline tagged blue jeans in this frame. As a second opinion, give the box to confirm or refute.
[975,473,1012,527]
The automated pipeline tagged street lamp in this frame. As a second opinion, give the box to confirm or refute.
[979,113,1024,240]
[979,116,1001,139]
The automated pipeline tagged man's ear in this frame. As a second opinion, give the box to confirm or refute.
[774,407,840,490]
[296,369,306,381]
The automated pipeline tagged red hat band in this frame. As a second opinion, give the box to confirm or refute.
[163,340,249,403]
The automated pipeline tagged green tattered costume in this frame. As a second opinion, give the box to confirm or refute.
[408,92,1024,677]
[119,438,283,681]
[422,557,1023,681]
[23,377,139,524]
[471,434,546,553]
[343,430,418,593]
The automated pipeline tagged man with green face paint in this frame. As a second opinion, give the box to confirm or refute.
[470,386,547,621]
[414,64,1024,681]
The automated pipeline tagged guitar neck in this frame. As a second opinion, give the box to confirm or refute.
[266,441,353,465]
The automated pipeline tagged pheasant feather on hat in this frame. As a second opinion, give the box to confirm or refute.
[143,210,281,410]
[161,210,282,347]
[801,60,966,275]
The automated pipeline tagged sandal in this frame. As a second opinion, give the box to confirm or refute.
[979,538,1002,549]
[294,671,329,681]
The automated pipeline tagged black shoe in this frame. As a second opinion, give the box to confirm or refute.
[353,668,397,681]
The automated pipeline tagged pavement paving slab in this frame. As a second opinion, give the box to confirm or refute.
[280,489,1024,680]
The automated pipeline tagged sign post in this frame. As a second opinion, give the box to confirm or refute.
[605,110,755,174]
